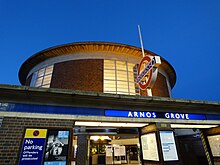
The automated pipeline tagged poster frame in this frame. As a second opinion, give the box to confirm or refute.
[43,128,72,165]
[140,132,159,161]
[159,131,179,161]
[207,134,220,157]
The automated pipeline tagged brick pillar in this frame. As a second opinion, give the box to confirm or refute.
[76,134,89,165]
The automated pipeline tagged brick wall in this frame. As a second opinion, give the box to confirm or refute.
[139,73,170,97]
[51,59,103,92]
[0,117,74,165]
[152,73,170,97]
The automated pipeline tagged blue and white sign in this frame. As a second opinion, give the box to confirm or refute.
[105,110,206,120]
[2,102,220,121]
[105,110,157,118]
[163,113,206,120]
[19,129,47,165]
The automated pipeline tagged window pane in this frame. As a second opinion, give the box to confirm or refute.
[45,65,54,75]
[104,83,116,87]
[41,84,50,88]
[30,72,37,86]
[116,61,126,71]
[117,71,127,81]
[38,68,45,77]
[30,65,53,88]
[104,80,115,85]
[43,75,52,84]
[117,81,128,89]
[129,83,135,93]
[117,91,129,95]
[104,60,137,95]
[104,70,115,80]
[128,72,134,82]
[104,88,116,92]
[104,91,117,94]
[128,63,135,72]
[35,77,43,87]
[104,60,115,69]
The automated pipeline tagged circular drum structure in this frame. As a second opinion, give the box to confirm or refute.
[19,42,176,97]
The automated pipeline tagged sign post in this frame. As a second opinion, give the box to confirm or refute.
[137,25,161,90]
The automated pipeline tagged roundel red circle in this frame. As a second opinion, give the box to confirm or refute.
[137,56,153,90]
[33,130,40,137]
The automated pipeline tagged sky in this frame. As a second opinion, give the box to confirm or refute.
[0,0,220,102]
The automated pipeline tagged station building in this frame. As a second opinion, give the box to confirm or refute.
[0,42,220,165]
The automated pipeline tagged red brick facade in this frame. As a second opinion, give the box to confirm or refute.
[51,59,103,92]
[152,73,170,97]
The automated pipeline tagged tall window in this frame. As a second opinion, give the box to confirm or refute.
[104,60,138,95]
[30,65,54,88]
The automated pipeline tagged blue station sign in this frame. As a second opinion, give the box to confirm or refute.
[1,102,220,121]
[105,110,206,120]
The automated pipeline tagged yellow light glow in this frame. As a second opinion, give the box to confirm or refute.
[171,124,218,129]
[75,121,148,127]
[90,136,99,141]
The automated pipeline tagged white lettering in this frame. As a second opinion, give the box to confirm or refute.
[180,114,185,118]
[24,145,43,151]
[175,113,180,119]
[146,112,151,118]
[140,112,145,117]
[165,113,170,118]
[164,113,190,120]
[128,112,133,117]
[134,112,138,117]
[25,140,33,144]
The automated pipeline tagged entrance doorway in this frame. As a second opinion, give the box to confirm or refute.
[72,121,146,165]
[89,135,141,165]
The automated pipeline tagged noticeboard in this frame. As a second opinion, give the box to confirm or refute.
[159,131,178,161]
[207,135,220,157]
[141,133,159,161]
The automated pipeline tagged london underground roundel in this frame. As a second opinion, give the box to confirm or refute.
[136,56,161,90]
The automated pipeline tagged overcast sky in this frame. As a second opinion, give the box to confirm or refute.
[0,0,219,101]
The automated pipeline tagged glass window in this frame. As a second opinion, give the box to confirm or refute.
[104,60,138,95]
[30,65,54,88]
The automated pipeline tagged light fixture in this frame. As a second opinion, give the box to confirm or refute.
[75,121,148,127]
[171,124,218,129]
[90,136,99,141]
[90,136,111,141]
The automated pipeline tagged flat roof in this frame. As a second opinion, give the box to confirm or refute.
[0,84,219,114]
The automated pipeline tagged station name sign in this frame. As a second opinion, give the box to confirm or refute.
[105,110,206,120]
[3,102,220,121]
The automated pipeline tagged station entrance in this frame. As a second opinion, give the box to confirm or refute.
[71,121,218,165]
[72,122,143,165]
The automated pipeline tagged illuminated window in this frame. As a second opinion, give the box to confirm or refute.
[104,60,139,95]
[30,65,54,88]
